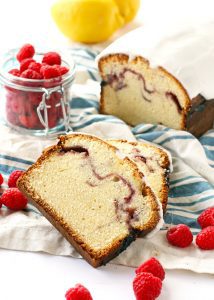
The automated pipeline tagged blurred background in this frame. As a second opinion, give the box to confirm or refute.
[0,0,214,54]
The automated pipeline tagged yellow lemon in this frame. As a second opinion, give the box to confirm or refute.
[113,0,140,23]
[51,0,124,43]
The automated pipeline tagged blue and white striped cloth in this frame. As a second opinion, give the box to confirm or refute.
[0,47,213,273]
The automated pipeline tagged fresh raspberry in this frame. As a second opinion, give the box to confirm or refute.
[28,62,42,74]
[198,207,214,229]
[135,257,165,281]
[65,284,93,300]
[10,97,24,114]
[40,65,61,79]
[20,58,35,73]
[133,272,162,300]
[41,63,47,68]
[16,44,35,62]
[52,91,62,103]
[28,92,43,106]
[196,226,214,250]
[59,66,69,75]
[23,101,34,118]
[9,69,20,77]
[0,174,4,185]
[21,69,42,79]
[167,224,193,248]
[19,113,39,129]
[1,188,28,210]
[6,110,19,126]
[6,92,13,103]
[42,52,61,66]
[11,92,34,115]
[53,65,69,76]
[8,170,24,188]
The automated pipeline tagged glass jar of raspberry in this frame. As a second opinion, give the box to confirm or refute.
[0,48,75,136]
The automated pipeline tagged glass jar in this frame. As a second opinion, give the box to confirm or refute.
[0,48,75,136]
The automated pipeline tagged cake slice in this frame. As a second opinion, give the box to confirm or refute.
[98,22,214,136]
[17,134,160,267]
[108,140,170,211]
[99,54,191,131]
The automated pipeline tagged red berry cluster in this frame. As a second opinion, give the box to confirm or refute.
[166,207,214,250]
[64,258,165,300]
[0,171,27,210]
[196,208,214,250]
[15,44,69,79]
[6,44,69,130]
[133,257,164,300]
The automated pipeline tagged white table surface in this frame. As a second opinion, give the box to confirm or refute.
[0,0,214,299]
[0,248,214,300]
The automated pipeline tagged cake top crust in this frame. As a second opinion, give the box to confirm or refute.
[97,20,214,100]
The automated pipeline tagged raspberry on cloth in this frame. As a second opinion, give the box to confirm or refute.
[198,208,214,229]
[166,224,193,248]
[8,170,24,188]
[1,188,28,210]
[196,227,214,250]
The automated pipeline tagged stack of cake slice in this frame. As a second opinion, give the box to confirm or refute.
[18,134,170,267]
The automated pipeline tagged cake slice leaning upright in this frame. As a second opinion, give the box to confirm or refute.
[98,21,214,137]
[109,140,170,211]
[18,134,161,267]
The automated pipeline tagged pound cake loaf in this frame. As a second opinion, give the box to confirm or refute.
[98,21,214,137]
[17,134,161,267]
[109,140,170,211]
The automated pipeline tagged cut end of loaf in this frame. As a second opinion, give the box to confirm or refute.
[99,54,191,130]
[17,133,161,267]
